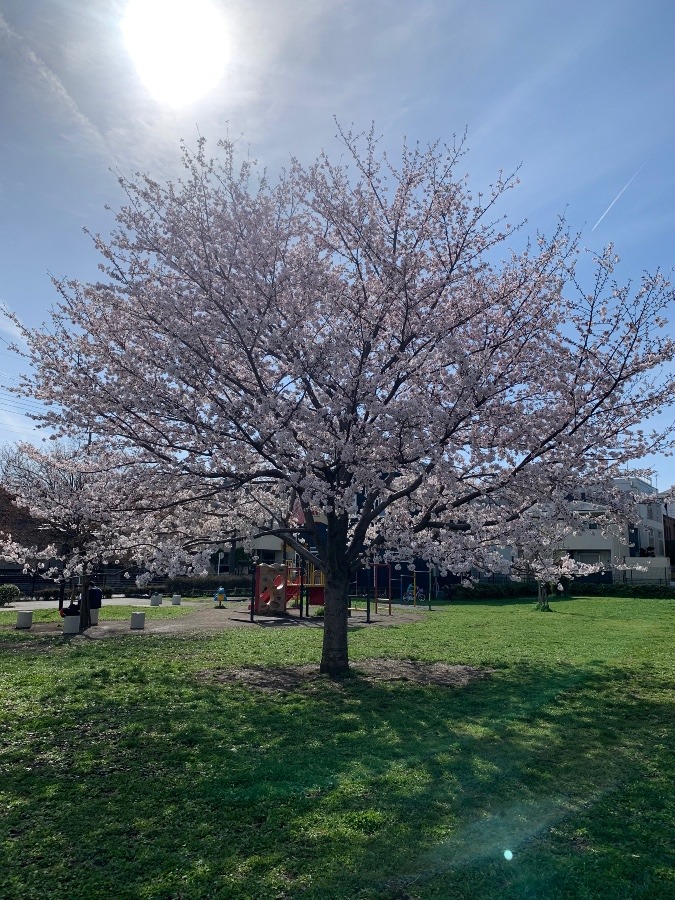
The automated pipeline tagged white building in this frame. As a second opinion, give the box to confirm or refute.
[563,476,670,583]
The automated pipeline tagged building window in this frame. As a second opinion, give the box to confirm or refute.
[574,550,611,565]
[256,549,277,564]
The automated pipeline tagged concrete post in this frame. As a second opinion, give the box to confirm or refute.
[16,610,33,630]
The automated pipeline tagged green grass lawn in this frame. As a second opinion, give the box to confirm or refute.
[1,596,673,899]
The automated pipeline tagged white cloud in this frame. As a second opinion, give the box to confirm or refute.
[0,303,27,347]
[0,12,110,162]
[0,409,41,441]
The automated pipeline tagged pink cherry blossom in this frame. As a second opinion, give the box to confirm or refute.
[11,128,675,672]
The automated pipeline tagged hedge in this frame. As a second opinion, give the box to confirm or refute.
[451,580,674,600]
[31,586,115,601]
[165,573,253,596]
[567,581,675,599]
[451,581,539,600]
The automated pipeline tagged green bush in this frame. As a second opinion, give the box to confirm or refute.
[31,585,115,601]
[568,580,675,599]
[166,573,252,596]
[452,579,675,600]
[114,586,156,598]
[452,581,538,600]
[0,583,22,605]
[33,587,60,601]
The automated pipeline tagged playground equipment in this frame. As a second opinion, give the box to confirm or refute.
[251,556,445,620]
[252,561,325,616]
[254,565,290,614]
[352,562,433,611]
[372,563,393,615]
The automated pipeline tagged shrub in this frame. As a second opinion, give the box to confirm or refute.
[452,579,675,600]
[568,581,675,599]
[31,585,115,601]
[0,584,22,606]
[166,574,252,596]
[33,587,60,601]
[113,587,151,598]
[452,581,538,600]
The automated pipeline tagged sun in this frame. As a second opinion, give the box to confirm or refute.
[121,0,230,107]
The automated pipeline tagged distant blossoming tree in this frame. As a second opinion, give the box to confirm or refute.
[508,495,632,610]
[0,442,224,629]
[0,442,113,629]
[14,128,675,673]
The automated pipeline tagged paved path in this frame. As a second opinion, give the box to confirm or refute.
[2,598,425,639]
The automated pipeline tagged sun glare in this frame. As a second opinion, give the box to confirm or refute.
[121,0,229,107]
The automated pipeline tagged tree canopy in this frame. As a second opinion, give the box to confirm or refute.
[15,128,675,672]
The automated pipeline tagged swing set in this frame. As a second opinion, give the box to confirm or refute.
[352,562,433,611]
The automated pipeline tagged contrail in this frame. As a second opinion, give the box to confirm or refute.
[0,12,109,161]
[591,163,645,232]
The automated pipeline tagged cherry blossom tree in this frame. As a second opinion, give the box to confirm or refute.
[509,484,659,609]
[510,538,600,612]
[13,128,675,673]
[0,442,110,629]
[0,442,228,629]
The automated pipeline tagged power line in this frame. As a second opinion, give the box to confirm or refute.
[0,345,24,359]
[0,422,46,437]
[0,385,45,402]
[0,392,47,413]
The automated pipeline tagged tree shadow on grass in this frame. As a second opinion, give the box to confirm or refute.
[0,658,673,899]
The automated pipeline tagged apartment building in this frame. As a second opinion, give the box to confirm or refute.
[563,476,670,582]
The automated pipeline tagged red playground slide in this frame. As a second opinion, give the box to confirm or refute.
[259,574,285,605]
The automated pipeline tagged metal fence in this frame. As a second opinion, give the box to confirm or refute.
[0,566,131,596]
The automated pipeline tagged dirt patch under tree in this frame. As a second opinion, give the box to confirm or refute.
[197,659,493,692]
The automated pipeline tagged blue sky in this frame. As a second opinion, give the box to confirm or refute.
[1,0,674,485]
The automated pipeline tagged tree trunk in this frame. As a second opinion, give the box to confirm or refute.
[319,512,351,676]
[79,576,91,632]
[536,581,551,612]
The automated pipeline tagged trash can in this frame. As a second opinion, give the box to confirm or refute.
[150,593,162,606]
[171,594,181,606]
[130,611,145,630]
[16,610,32,630]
